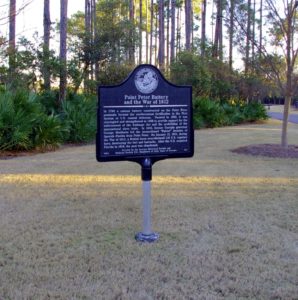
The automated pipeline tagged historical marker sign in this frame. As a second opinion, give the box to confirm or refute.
[96,64,194,163]
[96,64,194,243]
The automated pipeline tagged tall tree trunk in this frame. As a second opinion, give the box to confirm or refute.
[213,0,223,60]
[259,0,263,57]
[129,0,135,64]
[170,0,176,62]
[43,0,51,91]
[185,0,191,50]
[150,0,153,64]
[166,0,170,67]
[8,0,16,77]
[201,0,206,57]
[139,0,143,64]
[252,0,256,68]
[228,0,234,69]
[92,0,98,81]
[59,0,68,103]
[155,5,158,65]
[158,0,165,70]
[218,0,223,61]
[90,0,94,80]
[281,3,295,148]
[245,0,251,75]
[146,0,149,63]
[84,0,91,90]
[176,3,181,53]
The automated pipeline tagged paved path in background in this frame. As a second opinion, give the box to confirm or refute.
[267,111,298,124]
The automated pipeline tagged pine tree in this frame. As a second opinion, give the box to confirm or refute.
[201,0,207,57]
[129,0,135,64]
[170,0,176,62]
[43,0,51,90]
[158,0,165,69]
[185,0,192,50]
[8,0,16,76]
[59,0,68,102]
[228,0,235,69]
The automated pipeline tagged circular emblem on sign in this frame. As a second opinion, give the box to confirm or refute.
[134,67,159,94]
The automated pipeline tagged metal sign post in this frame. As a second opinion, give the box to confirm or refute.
[135,158,159,242]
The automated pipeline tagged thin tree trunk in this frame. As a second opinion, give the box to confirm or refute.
[259,0,263,57]
[229,0,234,69]
[139,0,143,64]
[170,0,176,62]
[158,0,165,70]
[129,0,135,64]
[191,0,194,46]
[213,0,223,60]
[213,0,219,58]
[92,0,98,81]
[155,6,158,65]
[146,0,149,63]
[201,0,206,57]
[166,0,170,67]
[281,7,294,148]
[59,0,68,103]
[185,0,191,50]
[90,0,95,80]
[43,0,51,90]
[8,0,16,76]
[150,0,153,64]
[252,0,256,67]
[176,4,181,53]
[245,0,251,75]
[218,0,223,61]
[84,0,91,90]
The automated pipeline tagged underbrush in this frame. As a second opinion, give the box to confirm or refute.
[0,88,268,152]
[0,90,64,151]
[193,97,268,129]
[0,89,96,151]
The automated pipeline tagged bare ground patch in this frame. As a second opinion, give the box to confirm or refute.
[231,143,298,158]
[1,120,298,299]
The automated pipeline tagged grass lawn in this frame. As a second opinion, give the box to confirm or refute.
[1,119,298,299]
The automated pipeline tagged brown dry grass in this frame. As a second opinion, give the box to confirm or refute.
[1,119,298,299]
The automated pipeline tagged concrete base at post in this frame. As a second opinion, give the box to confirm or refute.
[135,232,159,243]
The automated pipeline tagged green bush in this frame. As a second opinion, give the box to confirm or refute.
[222,102,246,125]
[60,94,97,143]
[0,89,64,151]
[32,113,65,150]
[193,97,227,128]
[193,97,268,129]
[37,89,60,115]
[0,92,33,150]
[242,101,268,122]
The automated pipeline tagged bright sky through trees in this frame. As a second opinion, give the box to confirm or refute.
[0,0,84,41]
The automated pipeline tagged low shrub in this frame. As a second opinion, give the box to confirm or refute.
[242,101,268,122]
[37,90,60,115]
[222,102,246,125]
[32,113,65,150]
[0,89,64,151]
[193,97,268,129]
[59,94,97,143]
[193,97,227,128]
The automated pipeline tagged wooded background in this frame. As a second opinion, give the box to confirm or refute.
[0,0,298,148]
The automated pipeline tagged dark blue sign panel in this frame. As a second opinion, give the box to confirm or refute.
[96,64,194,163]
